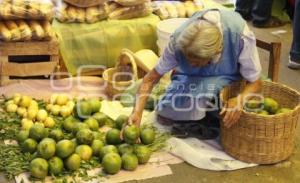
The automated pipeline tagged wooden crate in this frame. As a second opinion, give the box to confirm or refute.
[0,38,59,86]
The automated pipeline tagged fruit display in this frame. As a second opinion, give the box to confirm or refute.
[56,2,107,23]
[0,19,55,42]
[0,0,54,20]
[114,0,150,7]
[0,94,169,181]
[5,94,56,129]
[106,1,153,20]
[46,93,74,118]
[244,97,292,115]
[152,0,203,20]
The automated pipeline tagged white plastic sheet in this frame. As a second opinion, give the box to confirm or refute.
[101,101,258,171]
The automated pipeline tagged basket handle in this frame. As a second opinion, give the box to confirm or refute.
[115,49,138,81]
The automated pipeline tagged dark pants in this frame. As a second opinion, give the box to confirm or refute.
[290,0,300,62]
[235,0,273,25]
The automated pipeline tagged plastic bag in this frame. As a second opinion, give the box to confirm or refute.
[0,21,12,41]
[152,0,204,20]
[56,2,107,23]
[86,6,107,23]
[108,3,153,20]
[16,20,32,41]
[104,1,122,14]
[114,0,150,7]
[0,0,54,20]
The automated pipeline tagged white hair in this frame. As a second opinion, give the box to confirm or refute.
[176,19,223,62]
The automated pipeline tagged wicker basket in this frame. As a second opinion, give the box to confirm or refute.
[63,0,106,8]
[103,49,138,99]
[220,80,300,164]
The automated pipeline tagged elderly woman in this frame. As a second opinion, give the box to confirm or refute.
[127,9,262,138]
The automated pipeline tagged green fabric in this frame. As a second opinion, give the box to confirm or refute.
[53,15,160,75]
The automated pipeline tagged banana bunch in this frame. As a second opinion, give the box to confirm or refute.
[0,0,54,20]
[152,0,204,20]
[106,0,153,20]
[56,2,107,23]
[0,20,54,42]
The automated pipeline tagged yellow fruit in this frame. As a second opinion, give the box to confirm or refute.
[44,117,55,128]
[56,94,69,106]
[14,93,21,99]
[29,100,38,107]
[6,103,18,113]
[27,109,38,120]
[60,105,72,117]
[28,105,38,111]
[21,118,34,130]
[56,140,75,158]
[75,145,93,161]
[22,110,28,118]
[37,138,56,159]
[20,96,32,108]
[17,107,27,116]
[30,158,48,179]
[13,94,21,105]
[48,157,64,175]
[263,97,279,114]
[67,101,75,109]
[51,105,61,116]
[134,145,151,164]
[65,154,81,171]
[122,153,138,171]
[140,128,155,145]
[29,124,48,141]
[37,109,48,122]
[46,104,53,111]
[102,153,122,175]
[50,94,58,104]
[276,108,292,114]
[5,100,14,107]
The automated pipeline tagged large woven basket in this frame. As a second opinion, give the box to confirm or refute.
[63,0,106,8]
[220,80,300,164]
[103,49,138,99]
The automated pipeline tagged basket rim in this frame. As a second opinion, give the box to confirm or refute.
[102,68,136,85]
[241,108,299,118]
[220,80,300,117]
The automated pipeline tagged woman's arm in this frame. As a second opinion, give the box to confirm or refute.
[128,69,163,127]
[220,79,262,128]
[220,23,263,128]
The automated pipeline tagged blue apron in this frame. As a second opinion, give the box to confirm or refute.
[156,9,245,120]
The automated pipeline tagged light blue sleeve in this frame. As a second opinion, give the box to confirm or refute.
[154,37,179,75]
[238,26,262,82]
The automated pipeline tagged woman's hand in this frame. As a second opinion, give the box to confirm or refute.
[120,112,142,142]
[220,80,262,128]
[220,96,243,128]
[128,112,142,128]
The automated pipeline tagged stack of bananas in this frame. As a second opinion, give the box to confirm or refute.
[106,0,153,20]
[152,0,204,20]
[56,1,107,23]
[0,0,55,42]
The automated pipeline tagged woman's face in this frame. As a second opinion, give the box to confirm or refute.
[185,53,212,67]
